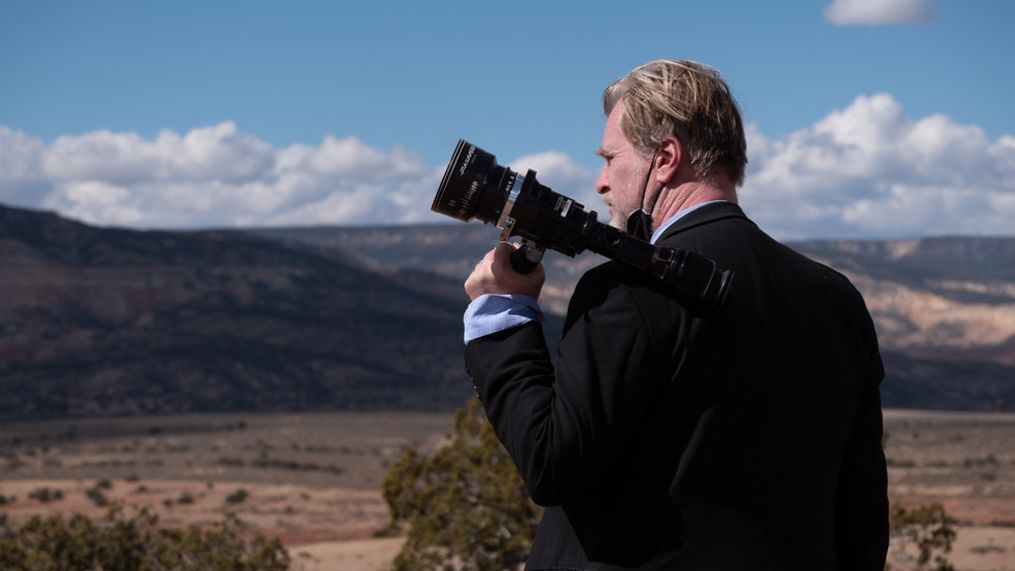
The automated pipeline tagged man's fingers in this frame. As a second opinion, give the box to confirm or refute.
[492,241,511,267]
[492,241,523,270]
[464,241,545,300]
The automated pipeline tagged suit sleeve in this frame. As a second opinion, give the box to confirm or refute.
[464,266,675,506]
[835,311,890,570]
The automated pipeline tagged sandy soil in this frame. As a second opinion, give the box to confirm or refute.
[0,412,447,569]
[289,538,406,571]
[2,409,1013,570]
[884,409,1015,570]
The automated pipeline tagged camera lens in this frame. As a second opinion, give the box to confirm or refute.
[432,139,512,225]
[431,139,733,310]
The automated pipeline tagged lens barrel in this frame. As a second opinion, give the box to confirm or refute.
[431,139,734,311]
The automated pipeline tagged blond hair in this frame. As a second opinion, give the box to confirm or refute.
[603,59,747,186]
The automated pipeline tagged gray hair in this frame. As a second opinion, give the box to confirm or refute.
[603,59,747,186]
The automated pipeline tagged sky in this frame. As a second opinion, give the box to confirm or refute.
[1,0,1013,239]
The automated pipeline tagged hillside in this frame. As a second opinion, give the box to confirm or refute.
[0,204,473,420]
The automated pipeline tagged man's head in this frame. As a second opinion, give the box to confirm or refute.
[603,59,747,187]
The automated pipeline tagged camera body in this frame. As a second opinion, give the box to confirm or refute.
[432,139,733,310]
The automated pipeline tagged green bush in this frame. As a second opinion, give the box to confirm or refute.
[225,489,250,505]
[249,458,343,475]
[27,488,63,503]
[85,488,108,508]
[0,507,289,571]
[887,502,956,571]
[383,396,541,571]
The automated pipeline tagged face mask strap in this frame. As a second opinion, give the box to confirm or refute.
[626,148,660,241]
[638,149,659,215]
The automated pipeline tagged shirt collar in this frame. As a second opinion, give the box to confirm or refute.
[649,200,733,244]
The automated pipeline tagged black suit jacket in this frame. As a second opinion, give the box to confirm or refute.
[465,203,889,570]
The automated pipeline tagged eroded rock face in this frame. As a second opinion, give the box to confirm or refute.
[795,238,1015,367]
[850,274,1014,355]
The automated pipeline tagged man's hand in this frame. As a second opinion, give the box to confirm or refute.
[465,241,545,301]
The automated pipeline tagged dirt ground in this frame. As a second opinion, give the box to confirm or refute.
[0,411,447,570]
[883,409,1015,570]
[2,409,1013,570]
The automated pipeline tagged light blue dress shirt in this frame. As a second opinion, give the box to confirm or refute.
[462,201,731,343]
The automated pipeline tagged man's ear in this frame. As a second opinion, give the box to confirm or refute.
[654,137,683,185]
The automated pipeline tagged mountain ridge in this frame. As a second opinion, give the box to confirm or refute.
[1,203,474,420]
[2,203,1012,418]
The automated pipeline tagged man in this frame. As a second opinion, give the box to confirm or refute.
[462,60,888,570]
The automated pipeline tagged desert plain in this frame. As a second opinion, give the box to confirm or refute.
[1,408,1014,570]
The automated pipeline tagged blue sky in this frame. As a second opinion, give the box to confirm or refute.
[2,0,1013,238]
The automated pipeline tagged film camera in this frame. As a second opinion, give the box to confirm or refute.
[431,139,733,310]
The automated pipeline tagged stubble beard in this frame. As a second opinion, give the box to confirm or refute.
[605,199,633,231]
[607,208,627,231]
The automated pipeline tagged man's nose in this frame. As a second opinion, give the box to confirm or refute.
[595,168,608,194]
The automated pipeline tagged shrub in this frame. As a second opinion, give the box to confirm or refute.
[28,488,64,503]
[226,489,250,505]
[383,396,541,571]
[249,458,343,475]
[887,502,956,571]
[0,507,289,570]
[85,488,108,507]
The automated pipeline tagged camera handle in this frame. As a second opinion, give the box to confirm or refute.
[495,173,545,274]
[509,240,545,274]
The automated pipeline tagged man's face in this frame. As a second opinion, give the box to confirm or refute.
[596,100,652,230]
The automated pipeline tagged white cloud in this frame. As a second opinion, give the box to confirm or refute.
[511,151,601,216]
[51,181,145,226]
[43,122,276,185]
[1,96,1011,239]
[0,126,47,206]
[1,123,445,228]
[741,93,1015,238]
[824,0,933,26]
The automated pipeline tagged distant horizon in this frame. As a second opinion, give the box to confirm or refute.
[4,198,1014,244]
